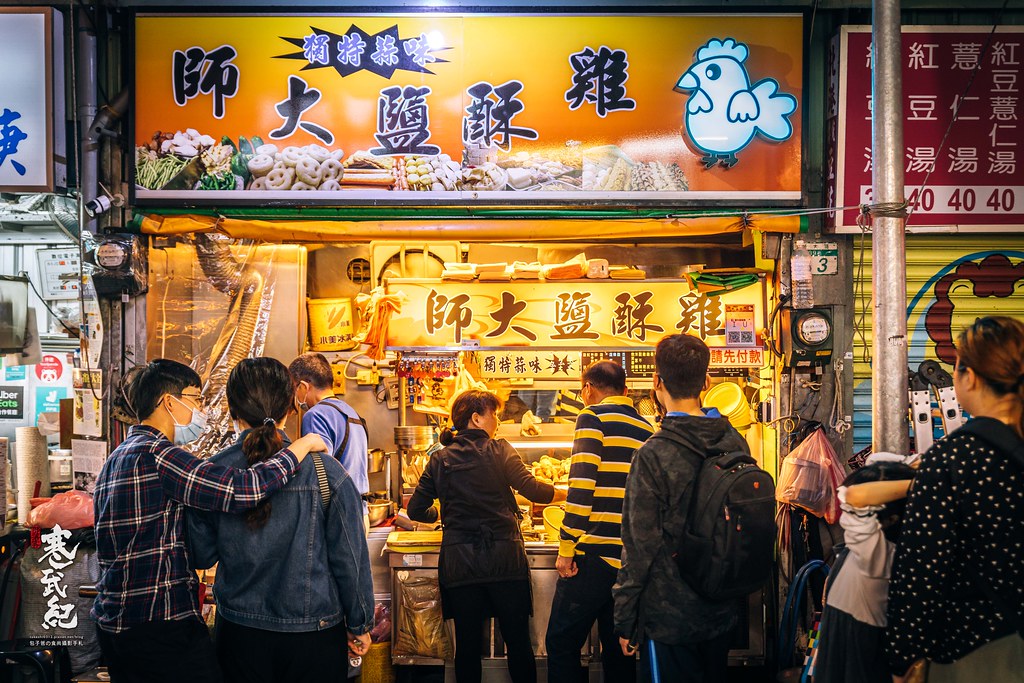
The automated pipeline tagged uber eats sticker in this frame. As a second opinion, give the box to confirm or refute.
[0,385,25,420]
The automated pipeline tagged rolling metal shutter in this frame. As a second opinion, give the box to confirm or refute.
[852,235,1024,453]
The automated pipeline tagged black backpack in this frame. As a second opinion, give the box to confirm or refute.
[654,430,777,601]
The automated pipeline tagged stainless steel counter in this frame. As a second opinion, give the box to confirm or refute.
[386,536,766,681]
[388,541,566,669]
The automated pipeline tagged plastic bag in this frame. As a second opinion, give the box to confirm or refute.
[393,573,453,659]
[369,601,391,643]
[26,490,95,529]
[776,428,845,523]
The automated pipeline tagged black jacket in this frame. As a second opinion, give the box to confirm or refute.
[614,413,747,644]
[408,430,555,589]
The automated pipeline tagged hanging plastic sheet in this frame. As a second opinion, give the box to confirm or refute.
[144,234,289,457]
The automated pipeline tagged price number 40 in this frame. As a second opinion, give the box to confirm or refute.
[907,187,1016,213]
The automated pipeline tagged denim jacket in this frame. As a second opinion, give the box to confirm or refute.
[187,431,374,634]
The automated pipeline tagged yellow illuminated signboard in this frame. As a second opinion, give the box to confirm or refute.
[385,279,765,354]
[134,13,803,204]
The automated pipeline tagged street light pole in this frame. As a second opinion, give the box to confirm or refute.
[871,0,910,455]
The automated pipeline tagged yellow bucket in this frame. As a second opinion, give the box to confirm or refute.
[361,642,395,683]
[542,505,565,543]
[704,382,752,429]
[307,297,356,351]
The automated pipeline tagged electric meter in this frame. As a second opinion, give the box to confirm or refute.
[781,306,834,367]
[89,234,148,297]
[96,241,130,269]
[797,312,831,345]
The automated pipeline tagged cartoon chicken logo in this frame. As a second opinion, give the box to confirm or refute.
[675,38,797,168]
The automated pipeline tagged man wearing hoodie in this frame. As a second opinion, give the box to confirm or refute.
[613,334,745,683]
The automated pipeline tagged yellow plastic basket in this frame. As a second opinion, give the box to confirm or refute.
[361,642,395,683]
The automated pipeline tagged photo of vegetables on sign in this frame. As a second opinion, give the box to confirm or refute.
[133,14,803,203]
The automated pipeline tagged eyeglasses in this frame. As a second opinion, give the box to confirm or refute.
[174,392,203,404]
[970,317,1002,335]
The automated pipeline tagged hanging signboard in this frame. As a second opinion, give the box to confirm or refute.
[385,278,765,356]
[828,26,1024,233]
[133,13,803,205]
[0,8,57,193]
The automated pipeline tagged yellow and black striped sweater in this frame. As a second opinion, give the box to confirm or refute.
[559,396,655,569]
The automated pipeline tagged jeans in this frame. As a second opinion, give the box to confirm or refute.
[444,581,536,683]
[97,619,223,683]
[640,631,732,683]
[545,554,636,683]
[214,616,349,683]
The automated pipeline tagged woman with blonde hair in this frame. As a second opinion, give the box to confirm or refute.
[887,316,1024,682]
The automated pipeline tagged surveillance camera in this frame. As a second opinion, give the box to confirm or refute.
[84,195,112,217]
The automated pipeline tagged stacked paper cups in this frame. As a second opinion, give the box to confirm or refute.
[15,426,49,523]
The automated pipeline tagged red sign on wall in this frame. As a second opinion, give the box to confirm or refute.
[828,26,1023,232]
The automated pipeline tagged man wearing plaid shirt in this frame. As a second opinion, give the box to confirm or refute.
[93,360,327,683]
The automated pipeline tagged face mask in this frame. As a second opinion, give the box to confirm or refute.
[232,420,243,437]
[295,383,309,412]
[168,395,208,446]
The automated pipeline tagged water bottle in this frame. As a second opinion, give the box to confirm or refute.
[791,241,814,309]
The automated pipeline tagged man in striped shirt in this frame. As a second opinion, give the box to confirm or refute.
[545,360,654,682]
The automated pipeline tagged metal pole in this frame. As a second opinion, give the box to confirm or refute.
[76,8,98,236]
[871,0,909,455]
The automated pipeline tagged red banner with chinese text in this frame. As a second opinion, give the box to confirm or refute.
[828,26,1024,231]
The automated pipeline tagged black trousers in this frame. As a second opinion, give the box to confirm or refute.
[444,580,536,683]
[640,631,732,683]
[97,619,223,683]
[545,554,636,683]
[214,616,349,683]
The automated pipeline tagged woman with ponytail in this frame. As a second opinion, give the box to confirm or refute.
[887,316,1024,682]
[408,390,566,683]
[187,358,374,683]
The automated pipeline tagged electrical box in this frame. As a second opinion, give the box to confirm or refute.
[383,376,401,409]
[357,369,380,386]
[89,234,148,298]
[780,306,834,367]
[331,363,346,395]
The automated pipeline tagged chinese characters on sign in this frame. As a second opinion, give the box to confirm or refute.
[708,347,764,368]
[463,81,538,151]
[830,27,1023,230]
[478,351,581,379]
[271,76,334,144]
[0,109,28,176]
[38,524,79,631]
[134,15,804,200]
[565,46,636,117]
[373,86,440,155]
[426,289,472,343]
[0,9,54,192]
[281,25,449,78]
[172,45,239,119]
[388,280,764,356]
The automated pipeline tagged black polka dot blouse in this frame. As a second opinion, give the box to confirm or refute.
[885,428,1024,675]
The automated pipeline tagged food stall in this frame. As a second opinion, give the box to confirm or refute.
[126,9,805,680]
[380,271,774,675]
